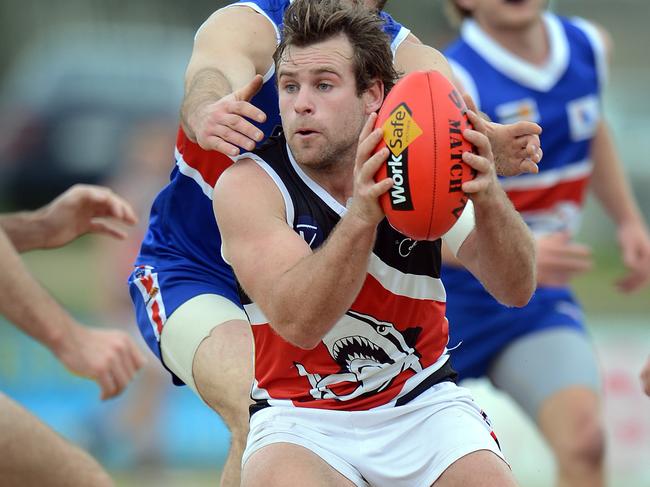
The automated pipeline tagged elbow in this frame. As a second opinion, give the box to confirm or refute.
[497,273,536,308]
[272,318,328,350]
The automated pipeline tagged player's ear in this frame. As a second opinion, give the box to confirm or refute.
[364,78,384,114]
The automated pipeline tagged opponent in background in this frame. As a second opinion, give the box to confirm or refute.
[443,1,650,485]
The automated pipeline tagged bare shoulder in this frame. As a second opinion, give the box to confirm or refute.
[214,158,285,219]
[193,5,278,70]
[393,39,454,81]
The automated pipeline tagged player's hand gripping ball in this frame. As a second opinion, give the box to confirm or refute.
[374,70,476,241]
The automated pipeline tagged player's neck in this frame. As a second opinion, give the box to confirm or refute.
[479,16,550,66]
[300,158,354,205]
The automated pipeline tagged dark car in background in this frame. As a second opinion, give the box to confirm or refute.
[0,23,192,208]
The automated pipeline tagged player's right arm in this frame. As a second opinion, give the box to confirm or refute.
[213,116,392,349]
[0,227,145,400]
[179,6,277,155]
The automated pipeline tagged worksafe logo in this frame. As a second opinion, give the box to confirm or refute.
[382,103,421,211]
[382,103,422,157]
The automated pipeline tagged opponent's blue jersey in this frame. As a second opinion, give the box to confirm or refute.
[441,13,606,373]
[135,0,410,284]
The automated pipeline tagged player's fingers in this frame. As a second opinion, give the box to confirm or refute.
[98,370,119,401]
[368,177,394,199]
[461,146,492,175]
[462,92,479,115]
[198,135,242,157]
[463,128,492,160]
[616,261,650,292]
[100,193,138,226]
[359,147,389,181]
[356,127,384,170]
[358,113,379,148]
[224,105,265,140]
[510,120,542,137]
[88,219,128,240]
[519,158,540,175]
[235,74,266,108]
[465,109,488,135]
[220,113,264,146]
[106,355,131,397]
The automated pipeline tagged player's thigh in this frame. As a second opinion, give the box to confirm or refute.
[242,443,357,487]
[488,327,600,421]
[434,450,517,487]
[161,294,253,416]
[0,394,112,487]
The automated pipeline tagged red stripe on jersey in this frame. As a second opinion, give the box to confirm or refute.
[175,127,235,187]
[140,274,164,335]
[506,175,590,213]
[252,273,448,411]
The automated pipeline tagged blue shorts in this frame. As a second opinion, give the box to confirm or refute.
[443,266,584,380]
[128,259,241,384]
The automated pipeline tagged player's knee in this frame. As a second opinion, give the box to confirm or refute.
[229,418,250,450]
[560,417,605,469]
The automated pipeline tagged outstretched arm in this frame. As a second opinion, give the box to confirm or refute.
[0,184,137,252]
[179,6,277,155]
[590,120,650,292]
[0,227,146,400]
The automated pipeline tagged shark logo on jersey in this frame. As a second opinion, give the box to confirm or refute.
[495,98,540,125]
[567,94,600,141]
[295,215,324,248]
[294,310,422,402]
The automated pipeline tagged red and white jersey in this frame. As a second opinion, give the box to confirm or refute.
[240,134,475,411]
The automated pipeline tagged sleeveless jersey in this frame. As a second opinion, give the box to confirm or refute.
[240,132,475,412]
[441,13,605,377]
[134,0,411,287]
[446,12,605,237]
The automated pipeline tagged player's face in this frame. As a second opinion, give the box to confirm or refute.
[278,35,370,170]
[462,0,545,30]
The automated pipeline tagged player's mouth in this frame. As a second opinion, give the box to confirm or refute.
[295,129,320,138]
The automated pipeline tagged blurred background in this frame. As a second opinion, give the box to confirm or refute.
[0,0,648,485]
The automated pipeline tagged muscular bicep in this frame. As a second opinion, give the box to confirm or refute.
[213,160,313,309]
[393,41,455,82]
[185,6,277,91]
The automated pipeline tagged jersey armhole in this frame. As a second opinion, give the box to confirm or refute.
[570,17,609,90]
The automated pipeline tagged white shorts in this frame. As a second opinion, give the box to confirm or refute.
[160,293,247,394]
[243,381,505,486]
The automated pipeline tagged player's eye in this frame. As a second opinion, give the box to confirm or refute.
[283,83,298,94]
[317,82,332,91]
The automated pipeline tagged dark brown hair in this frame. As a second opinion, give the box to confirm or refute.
[274,0,398,96]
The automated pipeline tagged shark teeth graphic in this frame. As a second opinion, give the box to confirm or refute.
[332,335,393,369]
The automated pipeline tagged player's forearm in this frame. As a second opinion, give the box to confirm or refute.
[0,228,73,353]
[0,209,48,252]
[265,214,377,349]
[590,121,645,226]
[468,190,536,306]
[180,67,234,141]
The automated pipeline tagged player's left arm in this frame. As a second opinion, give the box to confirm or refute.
[588,24,650,292]
[453,109,536,307]
[0,184,137,252]
[590,120,650,292]
[394,39,541,176]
